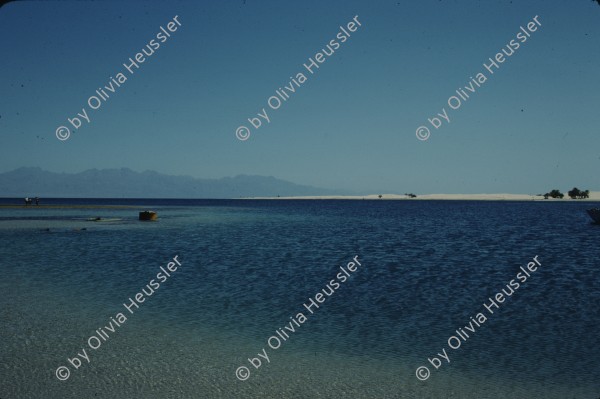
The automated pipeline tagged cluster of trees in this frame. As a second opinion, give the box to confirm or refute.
[541,187,590,199]
[567,187,590,199]
[543,189,564,199]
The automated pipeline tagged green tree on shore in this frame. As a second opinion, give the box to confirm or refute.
[544,189,564,199]
[568,187,590,199]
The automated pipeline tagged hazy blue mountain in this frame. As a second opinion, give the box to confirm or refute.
[0,167,349,198]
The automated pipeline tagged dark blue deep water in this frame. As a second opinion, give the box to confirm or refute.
[1,199,599,398]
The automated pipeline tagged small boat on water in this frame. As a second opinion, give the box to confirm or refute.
[139,210,158,221]
[586,208,600,224]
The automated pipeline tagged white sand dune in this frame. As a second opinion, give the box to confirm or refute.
[245,192,600,201]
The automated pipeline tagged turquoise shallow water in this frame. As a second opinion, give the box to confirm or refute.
[1,199,599,398]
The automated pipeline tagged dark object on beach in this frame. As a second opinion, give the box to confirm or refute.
[586,208,600,224]
[35,197,39,205]
[139,210,158,221]
[24,197,32,206]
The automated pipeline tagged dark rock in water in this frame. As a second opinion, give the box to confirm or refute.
[586,208,600,224]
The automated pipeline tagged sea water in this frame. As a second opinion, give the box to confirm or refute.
[0,199,598,398]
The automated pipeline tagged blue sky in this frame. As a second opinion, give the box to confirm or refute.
[0,0,599,194]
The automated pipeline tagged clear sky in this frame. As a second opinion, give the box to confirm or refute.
[1,0,599,194]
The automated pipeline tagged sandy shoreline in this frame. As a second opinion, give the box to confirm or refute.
[0,193,598,206]
[243,192,600,201]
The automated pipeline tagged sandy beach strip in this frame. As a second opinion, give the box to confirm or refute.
[241,192,600,201]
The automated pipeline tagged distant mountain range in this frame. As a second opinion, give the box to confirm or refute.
[0,167,349,198]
